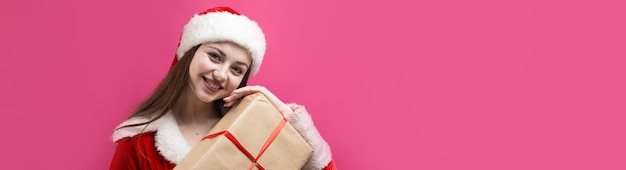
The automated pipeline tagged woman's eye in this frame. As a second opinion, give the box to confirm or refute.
[232,67,243,74]
[208,53,220,61]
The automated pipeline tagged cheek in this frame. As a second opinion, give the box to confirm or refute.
[188,65,197,81]
[188,59,211,78]
[192,60,209,72]
[225,77,244,90]
[188,58,201,74]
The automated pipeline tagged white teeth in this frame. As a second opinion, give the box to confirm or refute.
[204,77,221,89]
[208,82,219,89]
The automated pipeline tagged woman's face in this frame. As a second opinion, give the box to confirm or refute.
[188,42,251,103]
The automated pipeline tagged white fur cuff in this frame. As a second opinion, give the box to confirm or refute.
[285,104,333,170]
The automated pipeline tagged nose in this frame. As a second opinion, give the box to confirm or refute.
[212,67,227,82]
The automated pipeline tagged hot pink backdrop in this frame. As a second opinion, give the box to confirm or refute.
[1,0,625,169]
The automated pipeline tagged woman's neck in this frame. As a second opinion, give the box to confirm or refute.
[172,88,222,124]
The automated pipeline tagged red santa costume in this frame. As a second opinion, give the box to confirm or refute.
[109,7,337,170]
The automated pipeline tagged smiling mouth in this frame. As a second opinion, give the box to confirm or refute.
[203,77,224,92]
[208,83,220,89]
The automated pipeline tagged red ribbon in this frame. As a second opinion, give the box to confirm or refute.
[202,118,289,170]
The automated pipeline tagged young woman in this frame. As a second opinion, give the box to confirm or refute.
[110,7,336,170]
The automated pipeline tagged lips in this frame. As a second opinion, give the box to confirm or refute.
[202,77,224,92]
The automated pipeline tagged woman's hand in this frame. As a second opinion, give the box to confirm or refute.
[222,85,293,115]
[224,85,334,169]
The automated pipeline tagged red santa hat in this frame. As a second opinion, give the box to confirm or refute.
[175,6,266,76]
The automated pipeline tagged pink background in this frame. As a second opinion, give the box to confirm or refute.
[1,0,625,169]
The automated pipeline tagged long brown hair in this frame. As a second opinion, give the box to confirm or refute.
[117,44,251,130]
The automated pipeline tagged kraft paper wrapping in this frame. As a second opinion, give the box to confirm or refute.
[174,93,313,170]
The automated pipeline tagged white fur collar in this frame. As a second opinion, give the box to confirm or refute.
[111,112,190,164]
[111,106,333,169]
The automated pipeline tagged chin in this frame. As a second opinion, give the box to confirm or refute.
[194,92,218,103]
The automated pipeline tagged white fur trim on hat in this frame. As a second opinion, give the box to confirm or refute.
[177,11,266,76]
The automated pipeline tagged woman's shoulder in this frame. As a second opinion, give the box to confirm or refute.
[112,112,190,164]
[114,131,157,144]
[110,130,177,170]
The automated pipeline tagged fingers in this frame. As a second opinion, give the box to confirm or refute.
[223,85,265,107]
[232,85,265,95]
[223,93,245,107]
[222,85,290,115]
[224,101,236,107]
[224,87,257,101]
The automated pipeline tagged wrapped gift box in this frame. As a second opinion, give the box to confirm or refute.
[174,93,313,170]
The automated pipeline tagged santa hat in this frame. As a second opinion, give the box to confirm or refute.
[175,7,266,76]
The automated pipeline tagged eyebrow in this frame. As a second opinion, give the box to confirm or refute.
[235,61,250,70]
[208,46,251,68]
[208,46,227,57]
